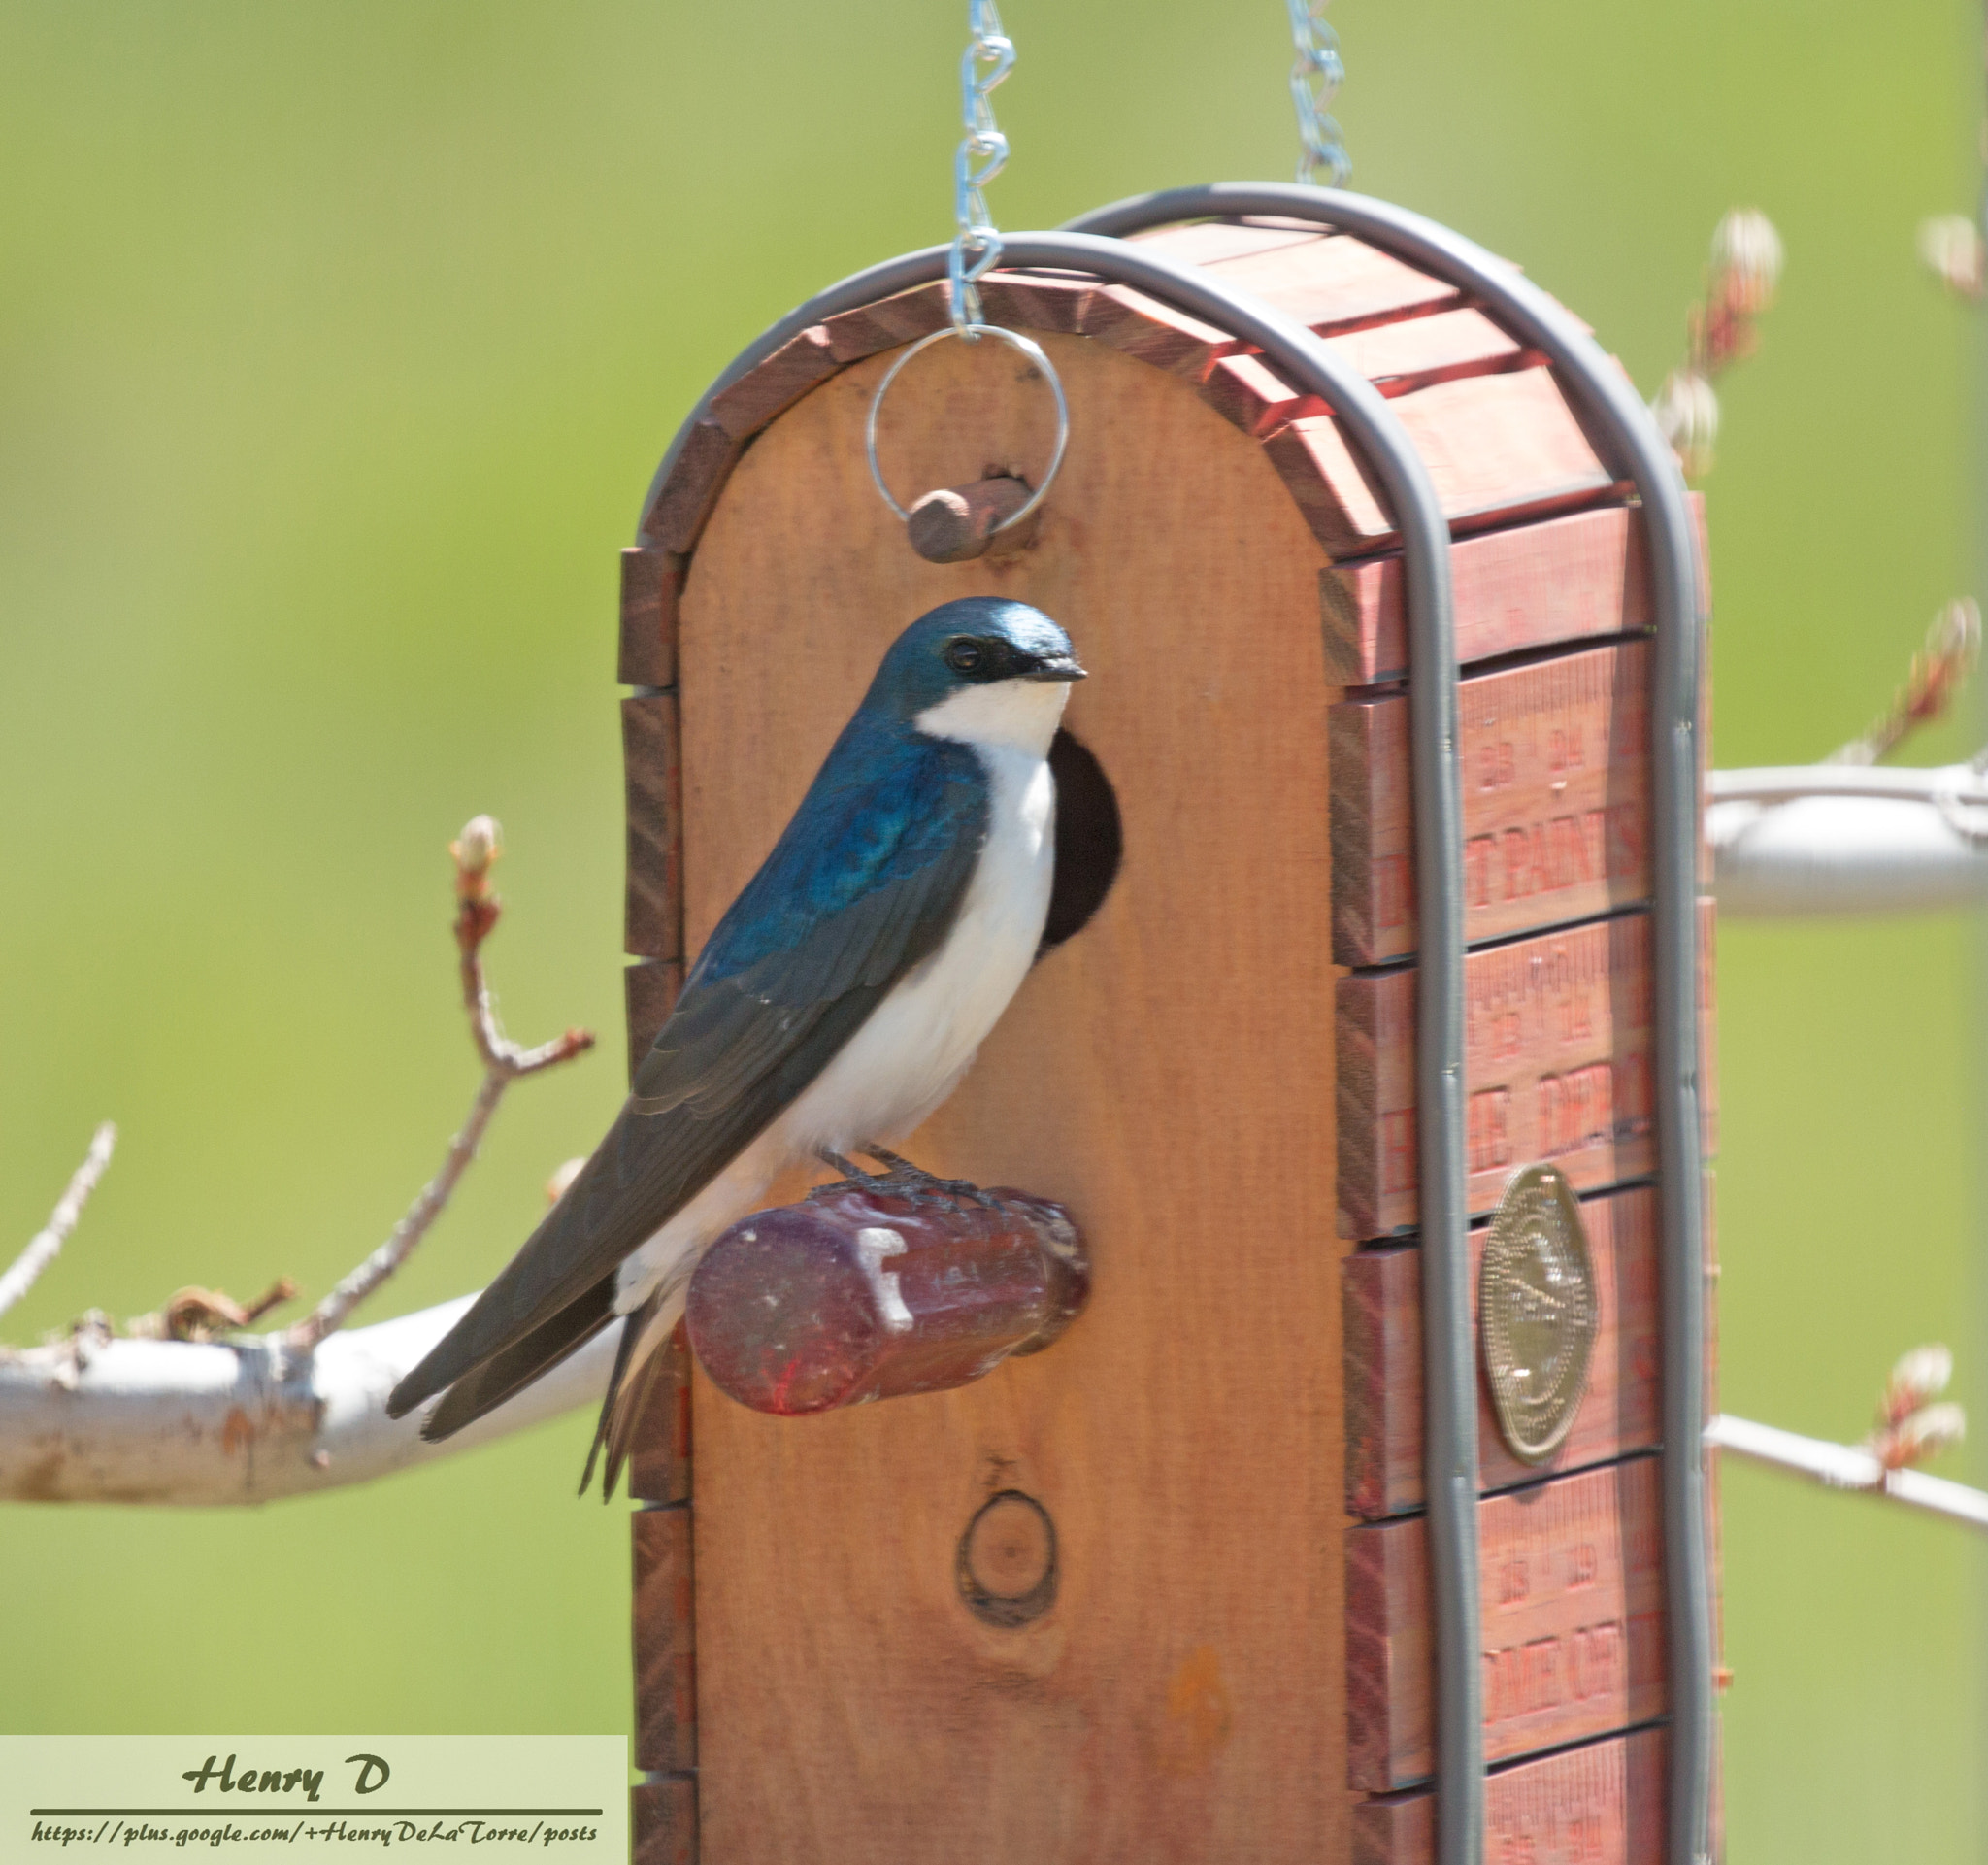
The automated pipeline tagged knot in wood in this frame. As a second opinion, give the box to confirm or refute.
[957,1490,1057,1628]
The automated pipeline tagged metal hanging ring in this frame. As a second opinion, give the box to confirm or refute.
[864,322,1069,531]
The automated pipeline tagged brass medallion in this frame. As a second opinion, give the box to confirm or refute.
[1480,1163,1598,1465]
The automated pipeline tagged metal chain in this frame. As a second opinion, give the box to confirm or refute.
[950,0,1014,334]
[1285,0,1350,187]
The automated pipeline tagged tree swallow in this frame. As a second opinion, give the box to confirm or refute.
[386,597,1086,1494]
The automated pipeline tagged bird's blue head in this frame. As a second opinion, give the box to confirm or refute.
[862,598,1084,752]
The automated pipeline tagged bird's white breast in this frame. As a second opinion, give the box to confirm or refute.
[781,730,1057,1155]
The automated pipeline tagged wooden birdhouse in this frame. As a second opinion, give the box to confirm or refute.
[617,190,1717,1865]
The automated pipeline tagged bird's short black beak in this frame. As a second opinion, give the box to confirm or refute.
[1022,653,1087,683]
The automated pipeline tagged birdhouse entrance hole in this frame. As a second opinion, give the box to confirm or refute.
[1041,726,1121,952]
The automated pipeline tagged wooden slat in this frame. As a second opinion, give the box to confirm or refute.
[977,270,1102,335]
[1325,504,1642,686]
[623,694,682,961]
[708,325,838,441]
[1331,640,1650,964]
[819,283,952,364]
[1082,283,1242,378]
[627,1326,693,1506]
[1342,1185,1658,1518]
[679,329,1350,1862]
[631,1778,697,1865]
[1128,218,1323,269]
[619,547,681,690]
[1336,904,1717,1240]
[1197,231,1461,332]
[1352,1726,1665,1865]
[1346,1457,1667,1790]
[625,957,683,1082]
[1323,307,1527,397]
[643,420,745,554]
[1324,496,1706,687]
[1266,366,1616,559]
[1204,310,1531,443]
[634,1506,698,1774]
[1200,351,1317,438]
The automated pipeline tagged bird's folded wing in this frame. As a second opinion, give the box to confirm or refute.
[385,733,986,1419]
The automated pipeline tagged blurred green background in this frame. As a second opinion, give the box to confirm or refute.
[0,1,1979,1858]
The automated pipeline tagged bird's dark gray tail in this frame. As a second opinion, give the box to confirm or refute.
[413,1276,617,1445]
[579,1291,670,1502]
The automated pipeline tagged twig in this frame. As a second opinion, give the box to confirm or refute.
[1650,207,1783,479]
[1707,1414,1988,1531]
[0,1123,116,1323]
[125,1277,300,1343]
[1708,1344,1977,1528]
[1828,599,1980,765]
[285,817,593,1352]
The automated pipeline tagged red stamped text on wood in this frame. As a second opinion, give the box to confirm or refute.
[1322,495,1706,688]
[1342,1186,1659,1518]
[1345,1457,1667,1790]
[1323,504,1648,687]
[1351,1726,1665,1865]
[1336,904,1716,1240]
[1331,640,1650,964]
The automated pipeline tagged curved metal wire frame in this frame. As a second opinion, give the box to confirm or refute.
[639,225,1474,1849]
[1066,183,1713,1865]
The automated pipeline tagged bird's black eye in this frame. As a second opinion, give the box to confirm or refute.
[944,638,985,675]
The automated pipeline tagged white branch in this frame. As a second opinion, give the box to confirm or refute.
[0,1288,613,1505]
[1710,762,1988,916]
[1707,1412,1988,1530]
[0,1124,116,1323]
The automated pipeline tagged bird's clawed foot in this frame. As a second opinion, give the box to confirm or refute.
[809,1146,1004,1213]
[806,1150,879,1202]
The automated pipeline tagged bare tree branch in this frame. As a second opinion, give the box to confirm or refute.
[0,817,608,1504]
[0,1293,614,1504]
[284,817,593,1353]
[0,1123,116,1324]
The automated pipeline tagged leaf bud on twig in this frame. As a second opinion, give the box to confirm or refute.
[1918,213,1985,300]
[1709,208,1784,316]
[1884,1343,1955,1425]
[1651,368,1720,480]
[451,815,503,892]
[1878,1402,1968,1471]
